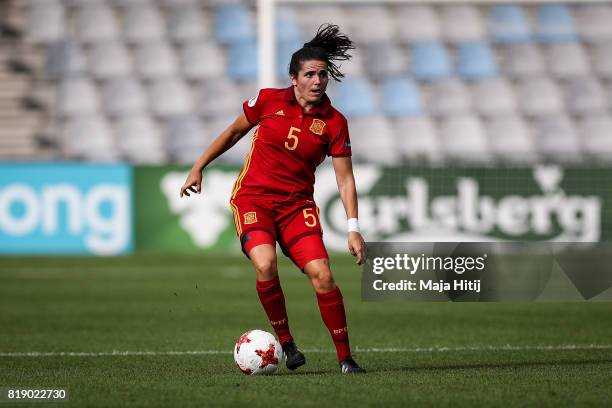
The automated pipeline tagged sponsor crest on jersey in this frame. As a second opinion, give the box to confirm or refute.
[247,95,258,107]
[243,212,258,225]
[275,110,285,116]
[309,119,326,135]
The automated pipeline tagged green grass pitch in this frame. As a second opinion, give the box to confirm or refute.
[1,254,611,407]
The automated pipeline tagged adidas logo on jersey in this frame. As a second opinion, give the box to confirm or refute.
[275,110,285,116]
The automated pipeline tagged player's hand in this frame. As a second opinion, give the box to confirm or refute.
[180,169,203,197]
[348,231,366,265]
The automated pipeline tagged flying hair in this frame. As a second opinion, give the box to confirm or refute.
[289,24,355,82]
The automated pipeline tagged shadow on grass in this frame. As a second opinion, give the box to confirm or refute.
[280,369,333,376]
[238,359,612,377]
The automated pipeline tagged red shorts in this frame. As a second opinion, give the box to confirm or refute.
[229,195,329,269]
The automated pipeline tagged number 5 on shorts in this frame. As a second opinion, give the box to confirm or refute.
[303,208,318,227]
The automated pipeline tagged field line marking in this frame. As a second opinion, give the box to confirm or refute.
[1,344,610,357]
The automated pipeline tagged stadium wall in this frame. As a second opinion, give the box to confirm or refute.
[1,163,611,255]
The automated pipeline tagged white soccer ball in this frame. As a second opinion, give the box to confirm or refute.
[233,329,283,375]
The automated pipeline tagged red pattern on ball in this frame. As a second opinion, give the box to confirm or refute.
[255,343,279,368]
[236,363,253,375]
[235,331,251,353]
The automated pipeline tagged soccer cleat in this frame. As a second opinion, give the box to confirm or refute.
[340,357,366,374]
[282,341,306,370]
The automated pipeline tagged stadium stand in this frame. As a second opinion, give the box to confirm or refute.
[102,77,148,117]
[580,113,612,161]
[440,113,491,163]
[489,5,530,44]
[486,114,537,163]
[334,77,377,117]
[410,41,452,80]
[396,5,440,42]
[89,41,134,80]
[0,0,610,165]
[394,115,442,163]
[380,77,422,117]
[428,78,472,117]
[441,5,485,43]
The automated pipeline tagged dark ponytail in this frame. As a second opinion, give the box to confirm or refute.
[289,24,355,82]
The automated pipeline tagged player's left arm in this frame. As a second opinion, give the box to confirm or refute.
[332,156,366,265]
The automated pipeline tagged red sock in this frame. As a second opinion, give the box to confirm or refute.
[256,276,293,345]
[316,286,351,362]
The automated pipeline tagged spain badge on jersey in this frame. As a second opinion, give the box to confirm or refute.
[243,212,258,225]
[309,119,326,135]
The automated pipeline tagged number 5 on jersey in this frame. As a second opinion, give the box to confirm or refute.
[285,127,300,150]
[303,208,318,227]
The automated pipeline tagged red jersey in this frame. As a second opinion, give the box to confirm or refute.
[231,86,352,200]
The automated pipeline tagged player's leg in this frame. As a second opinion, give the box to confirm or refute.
[247,240,308,371]
[302,257,365,373]
[248,240,305,370]
[248,240,292,345]
[278,203,365,373]
[230,199,297,356]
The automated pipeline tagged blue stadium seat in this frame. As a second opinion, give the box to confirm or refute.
[333,77,376,117]
[214,4,254,46]
[410,41,451,80]
[456,41,498,79]
[489,5,530,43]
[228,40,258,81]
[276,12,303,44]
[380,77,422,117]
[536,5,578,43]
[276,39,302,79]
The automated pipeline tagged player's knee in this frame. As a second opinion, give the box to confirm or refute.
[309,268,335,293]
[253,258,278,280]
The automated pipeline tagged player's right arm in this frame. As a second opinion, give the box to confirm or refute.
[180,112,253,197]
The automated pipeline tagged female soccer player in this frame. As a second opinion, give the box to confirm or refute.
[180,24,366,374]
